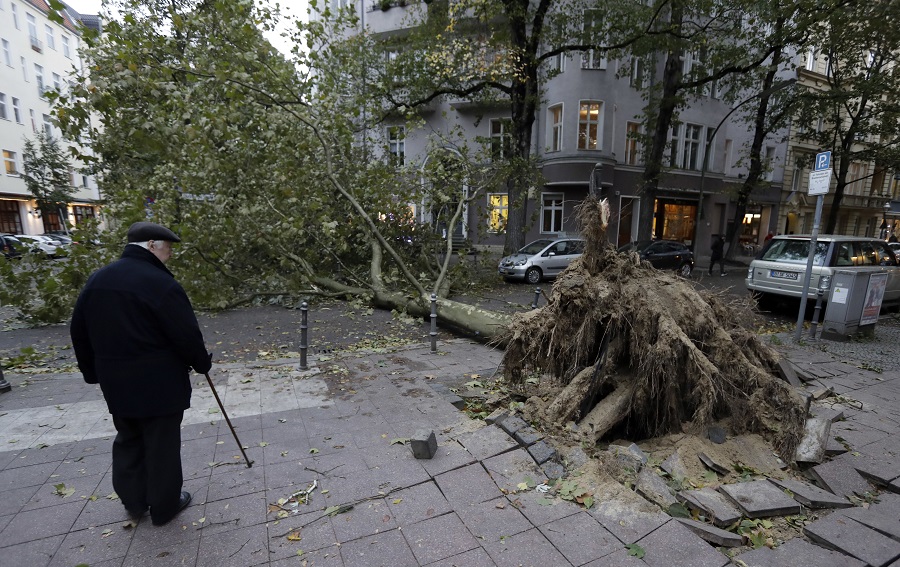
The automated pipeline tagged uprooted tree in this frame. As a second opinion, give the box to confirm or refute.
[501,196,807,458]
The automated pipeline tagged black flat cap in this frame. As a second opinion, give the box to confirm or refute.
[126,221,181,243]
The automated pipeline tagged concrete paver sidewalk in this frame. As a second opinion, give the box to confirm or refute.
[1,332,899,567]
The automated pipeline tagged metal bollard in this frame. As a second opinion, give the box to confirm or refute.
[531,287,542,309]
[430,293,438,353]
[808,289,825,340]
[299,301,309,370]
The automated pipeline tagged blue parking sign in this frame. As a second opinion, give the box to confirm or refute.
[815,151,831,171]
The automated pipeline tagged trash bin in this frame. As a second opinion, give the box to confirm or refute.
[821,268,889,341]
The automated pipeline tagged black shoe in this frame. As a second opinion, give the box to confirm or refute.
[151,491,192,526]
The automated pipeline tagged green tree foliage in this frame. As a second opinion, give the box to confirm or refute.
[22,131,75,218]
[791,0,900,233]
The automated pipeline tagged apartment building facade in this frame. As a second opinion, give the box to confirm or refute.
[0,0,101,236]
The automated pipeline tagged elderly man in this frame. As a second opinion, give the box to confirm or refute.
[71,221,211,526]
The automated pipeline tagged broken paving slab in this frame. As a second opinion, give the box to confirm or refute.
[767,478,853,509]
[677,487,741,528]
[589,499,669,544]
[777,359,804,387]
[838,506,900,541]
[698,452,730,476]
[636,519,730,567]
[674,517,742,547]
[718,480,801,518]
[840,452,900,488]
[607,442,648,472]
[794,416,831,464]
[810,404,846,423]
[809,457,874,500]
[635,468,678,510]
[660,449,689,481]
[804,512,900,567]
[482,447,547,493]
[733,535,866,567]
[826,437,848,457]
[484,408,509,425]
[455,424,518,461]
[498,415,528,437]
[513,425,543,447]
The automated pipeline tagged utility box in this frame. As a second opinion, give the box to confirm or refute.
[821,268,889,341]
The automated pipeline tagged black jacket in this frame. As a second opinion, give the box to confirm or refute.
[70,245,211,417]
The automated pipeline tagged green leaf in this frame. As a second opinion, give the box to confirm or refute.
[667,503,690,518]
[625,543,645,558]
[309,448,319,454]
[582,496,594,509]
[390,438,409,445]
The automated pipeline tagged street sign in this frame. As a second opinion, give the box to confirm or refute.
[815,151,831,171]
[808,169,832,196]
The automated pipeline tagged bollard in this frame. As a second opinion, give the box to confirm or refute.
[299,301,309,370]
[531,287,542,309]
[430,293,437,353]
[0,367,9,393]
[808,289,825,340]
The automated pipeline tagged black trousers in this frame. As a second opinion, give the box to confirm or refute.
[112,412,184,523]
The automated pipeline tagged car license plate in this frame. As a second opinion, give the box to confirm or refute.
[770,270,799,280]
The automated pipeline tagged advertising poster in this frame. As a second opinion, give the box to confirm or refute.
[860,272,889,325]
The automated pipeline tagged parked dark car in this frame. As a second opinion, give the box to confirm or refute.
[1,235,24,260]
[617,240,695,277]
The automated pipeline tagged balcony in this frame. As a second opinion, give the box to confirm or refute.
[30,36,43,53]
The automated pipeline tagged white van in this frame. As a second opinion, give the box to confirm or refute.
[745,235,900,308]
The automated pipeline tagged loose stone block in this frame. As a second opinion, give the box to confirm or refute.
[677,487,742,528]
[499,415,527,437]
[564,446,589,469]
[674,517,742,547]
[810,458,874,500]
[768,478,853,509]
[446,393,466,409]
[608,443,647,472]
[411,429,437,459]
[718,480,801,518]
[804,512,900,567]
[777,359,803,387]
[698,452,730,476]
[484,408,509,426]
[660,450,689,481]
[513,425,542,447]
[811,386,834,400]
[707,425,727,444]
[635,469,678,510]
[527,440,557,465]
[795,417,832,464]
[541,461,566,480]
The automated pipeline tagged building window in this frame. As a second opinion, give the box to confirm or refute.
[20,56,27,81]
[581,10,606,70]
[671,123,702,170]
[11,97,20,123]
[578,101,602,150]
[630,57,646,89]
[42,113,52,137]
[805,47,817,71]
[490,118,511,161]
[11,3,19,29]
[3,150,18,175]
[724,139,733,175]
[73,205,95,225]
[52,72,61,93]
[44,24,54,50]
[29,109,35,132]
[1,39,10,67]
[62,35,70,58]
[34,63,44,96]
[387,125,404,165]
[763,146,776,181]
[26,13,38,50]
[0,200,23,234]
[541,193,564,233]
[0,93,6,121]
[488,194,508,232]
[548,104,563,152]
[547,52,565,75]
[625,122,641,165]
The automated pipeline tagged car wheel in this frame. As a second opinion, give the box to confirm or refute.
[524,267,542,285]
[677,263,693,277]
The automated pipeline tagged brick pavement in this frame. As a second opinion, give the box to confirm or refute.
[0,324,899,566]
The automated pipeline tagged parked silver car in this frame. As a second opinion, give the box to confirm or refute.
[498,238,585,284]
[745,235,900,308]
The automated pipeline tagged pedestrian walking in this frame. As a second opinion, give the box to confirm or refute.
[709,235,727,276]
[70,221,212,526]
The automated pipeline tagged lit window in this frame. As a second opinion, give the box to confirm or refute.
[488,194,508,232]
[3,150,18,175]
[548,104,563,152]
[541,193,564,233]
[578,101,602,150]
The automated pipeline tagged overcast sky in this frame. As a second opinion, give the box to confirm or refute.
[65,0,310,56]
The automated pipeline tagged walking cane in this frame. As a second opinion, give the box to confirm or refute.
[204,373,253,468]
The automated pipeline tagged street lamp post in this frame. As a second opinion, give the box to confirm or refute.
[692,79,796,253]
